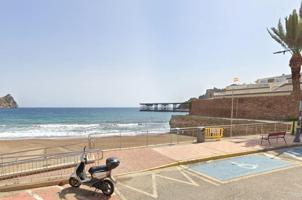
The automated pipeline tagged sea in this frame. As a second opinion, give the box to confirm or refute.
[0,108,185,139]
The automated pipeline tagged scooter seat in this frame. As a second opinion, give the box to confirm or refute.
[88,165,108,174]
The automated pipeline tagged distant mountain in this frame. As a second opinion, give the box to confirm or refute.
[0,94,18,108]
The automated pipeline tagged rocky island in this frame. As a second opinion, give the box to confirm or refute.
[0,94,18,108]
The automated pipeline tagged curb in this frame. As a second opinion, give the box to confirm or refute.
[2,143,302,192]
[0,179,68,192]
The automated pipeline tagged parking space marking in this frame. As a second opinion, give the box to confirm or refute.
[115,188,127,200]
[223,164,302,183]
[189,154,296,183]
[118,173,158,199]
[26,190,44,200]
[230,161,258,169]
[181,166,221,186]
[263,153,281,160]
[156,167,199,186]
[277,147,302,161]
[116,167,207,200]
[183,166,223,185]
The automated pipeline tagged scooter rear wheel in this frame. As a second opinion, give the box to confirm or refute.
[69,177,81,187]
[101,179,114,196]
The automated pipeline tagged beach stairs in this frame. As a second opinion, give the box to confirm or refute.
[0,148,102,190]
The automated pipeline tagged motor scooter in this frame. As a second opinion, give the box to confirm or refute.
[69,146,120,196]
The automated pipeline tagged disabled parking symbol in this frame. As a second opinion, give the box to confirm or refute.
[230,161,258,169]
[189,154,292,182]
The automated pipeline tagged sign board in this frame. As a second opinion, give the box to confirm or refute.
[205,128,224,140]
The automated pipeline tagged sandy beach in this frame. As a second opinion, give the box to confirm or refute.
[0,133,195,155]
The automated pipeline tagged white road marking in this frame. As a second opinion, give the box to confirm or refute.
[263,153,281,160]
[183,168,220,186]
[230,161,258,169]
[284,151,302,161]
[27,190,44,200]
[222,164,301,184]
[115,187,128,200]
[116,167,201,199]
[118,173,158,199]
[156,167,199,186]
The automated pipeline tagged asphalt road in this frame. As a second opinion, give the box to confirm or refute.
[116,148,302,200]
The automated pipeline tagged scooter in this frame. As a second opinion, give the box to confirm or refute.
[69,146,120,196]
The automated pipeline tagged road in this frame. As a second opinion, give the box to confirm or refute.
[116,146,302,200]
[2,146,302,200]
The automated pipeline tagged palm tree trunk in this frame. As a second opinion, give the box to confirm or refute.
[290,52,302,118]
[290,53,302,143]
[291,65,301,100]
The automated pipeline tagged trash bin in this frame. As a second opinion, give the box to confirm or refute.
[197,127,205,143]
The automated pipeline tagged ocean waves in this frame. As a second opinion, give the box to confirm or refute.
[0,122,170,138]
[0,107,183,139]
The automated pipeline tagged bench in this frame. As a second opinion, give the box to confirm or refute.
[261,131,287,145]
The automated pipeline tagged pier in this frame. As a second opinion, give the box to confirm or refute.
[139,102,189,112]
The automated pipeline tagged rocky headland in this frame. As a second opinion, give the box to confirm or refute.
[0,94,18,108]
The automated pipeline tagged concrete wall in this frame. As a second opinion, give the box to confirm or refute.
[190,95,298,120]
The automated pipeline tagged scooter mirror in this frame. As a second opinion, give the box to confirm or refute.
[83,146,86,152]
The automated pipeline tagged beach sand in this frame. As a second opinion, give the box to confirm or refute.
[0,133,195,155]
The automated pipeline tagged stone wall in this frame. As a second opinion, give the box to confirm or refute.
[190,95,297,120]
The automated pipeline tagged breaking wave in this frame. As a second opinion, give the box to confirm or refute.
[0,122,170,138]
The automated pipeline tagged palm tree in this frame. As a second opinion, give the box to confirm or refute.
[268,5,302,142]
[268,7,302,116]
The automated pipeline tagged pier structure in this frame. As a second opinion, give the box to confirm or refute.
[139,102,189,112]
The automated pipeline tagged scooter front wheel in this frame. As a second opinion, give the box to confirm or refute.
[69,177,81,187]
[101,179,114,196]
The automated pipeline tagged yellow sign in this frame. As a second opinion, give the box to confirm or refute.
[205,128,224,140]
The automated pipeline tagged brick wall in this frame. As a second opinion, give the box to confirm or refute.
[190,95,298,120]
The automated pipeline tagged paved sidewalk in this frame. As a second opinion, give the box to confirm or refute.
[86,134,297,178]
[0,134,298,191]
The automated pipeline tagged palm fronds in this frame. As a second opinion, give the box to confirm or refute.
[268,8,302,54]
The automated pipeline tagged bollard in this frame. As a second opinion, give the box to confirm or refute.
[176,128,179,144]
[196,127,205,143]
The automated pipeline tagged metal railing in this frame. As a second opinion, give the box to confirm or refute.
[0,142,87,163]
[88,121,291,150]
[171,122,291,137]
[0,148,103,188]
[0,121,291,189]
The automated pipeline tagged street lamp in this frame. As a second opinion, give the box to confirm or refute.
[293,101,302,143]
[230,77,240,137]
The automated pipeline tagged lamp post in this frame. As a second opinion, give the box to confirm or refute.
[230,77,239,137]
[294,101,302,143]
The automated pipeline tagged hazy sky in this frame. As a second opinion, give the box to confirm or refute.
[0,0,300,107]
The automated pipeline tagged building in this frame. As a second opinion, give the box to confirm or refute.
[213,74,301,98]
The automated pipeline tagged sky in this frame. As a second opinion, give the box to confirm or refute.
[0,0,300,107]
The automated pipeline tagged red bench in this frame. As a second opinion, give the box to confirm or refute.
[261,131,287,145]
